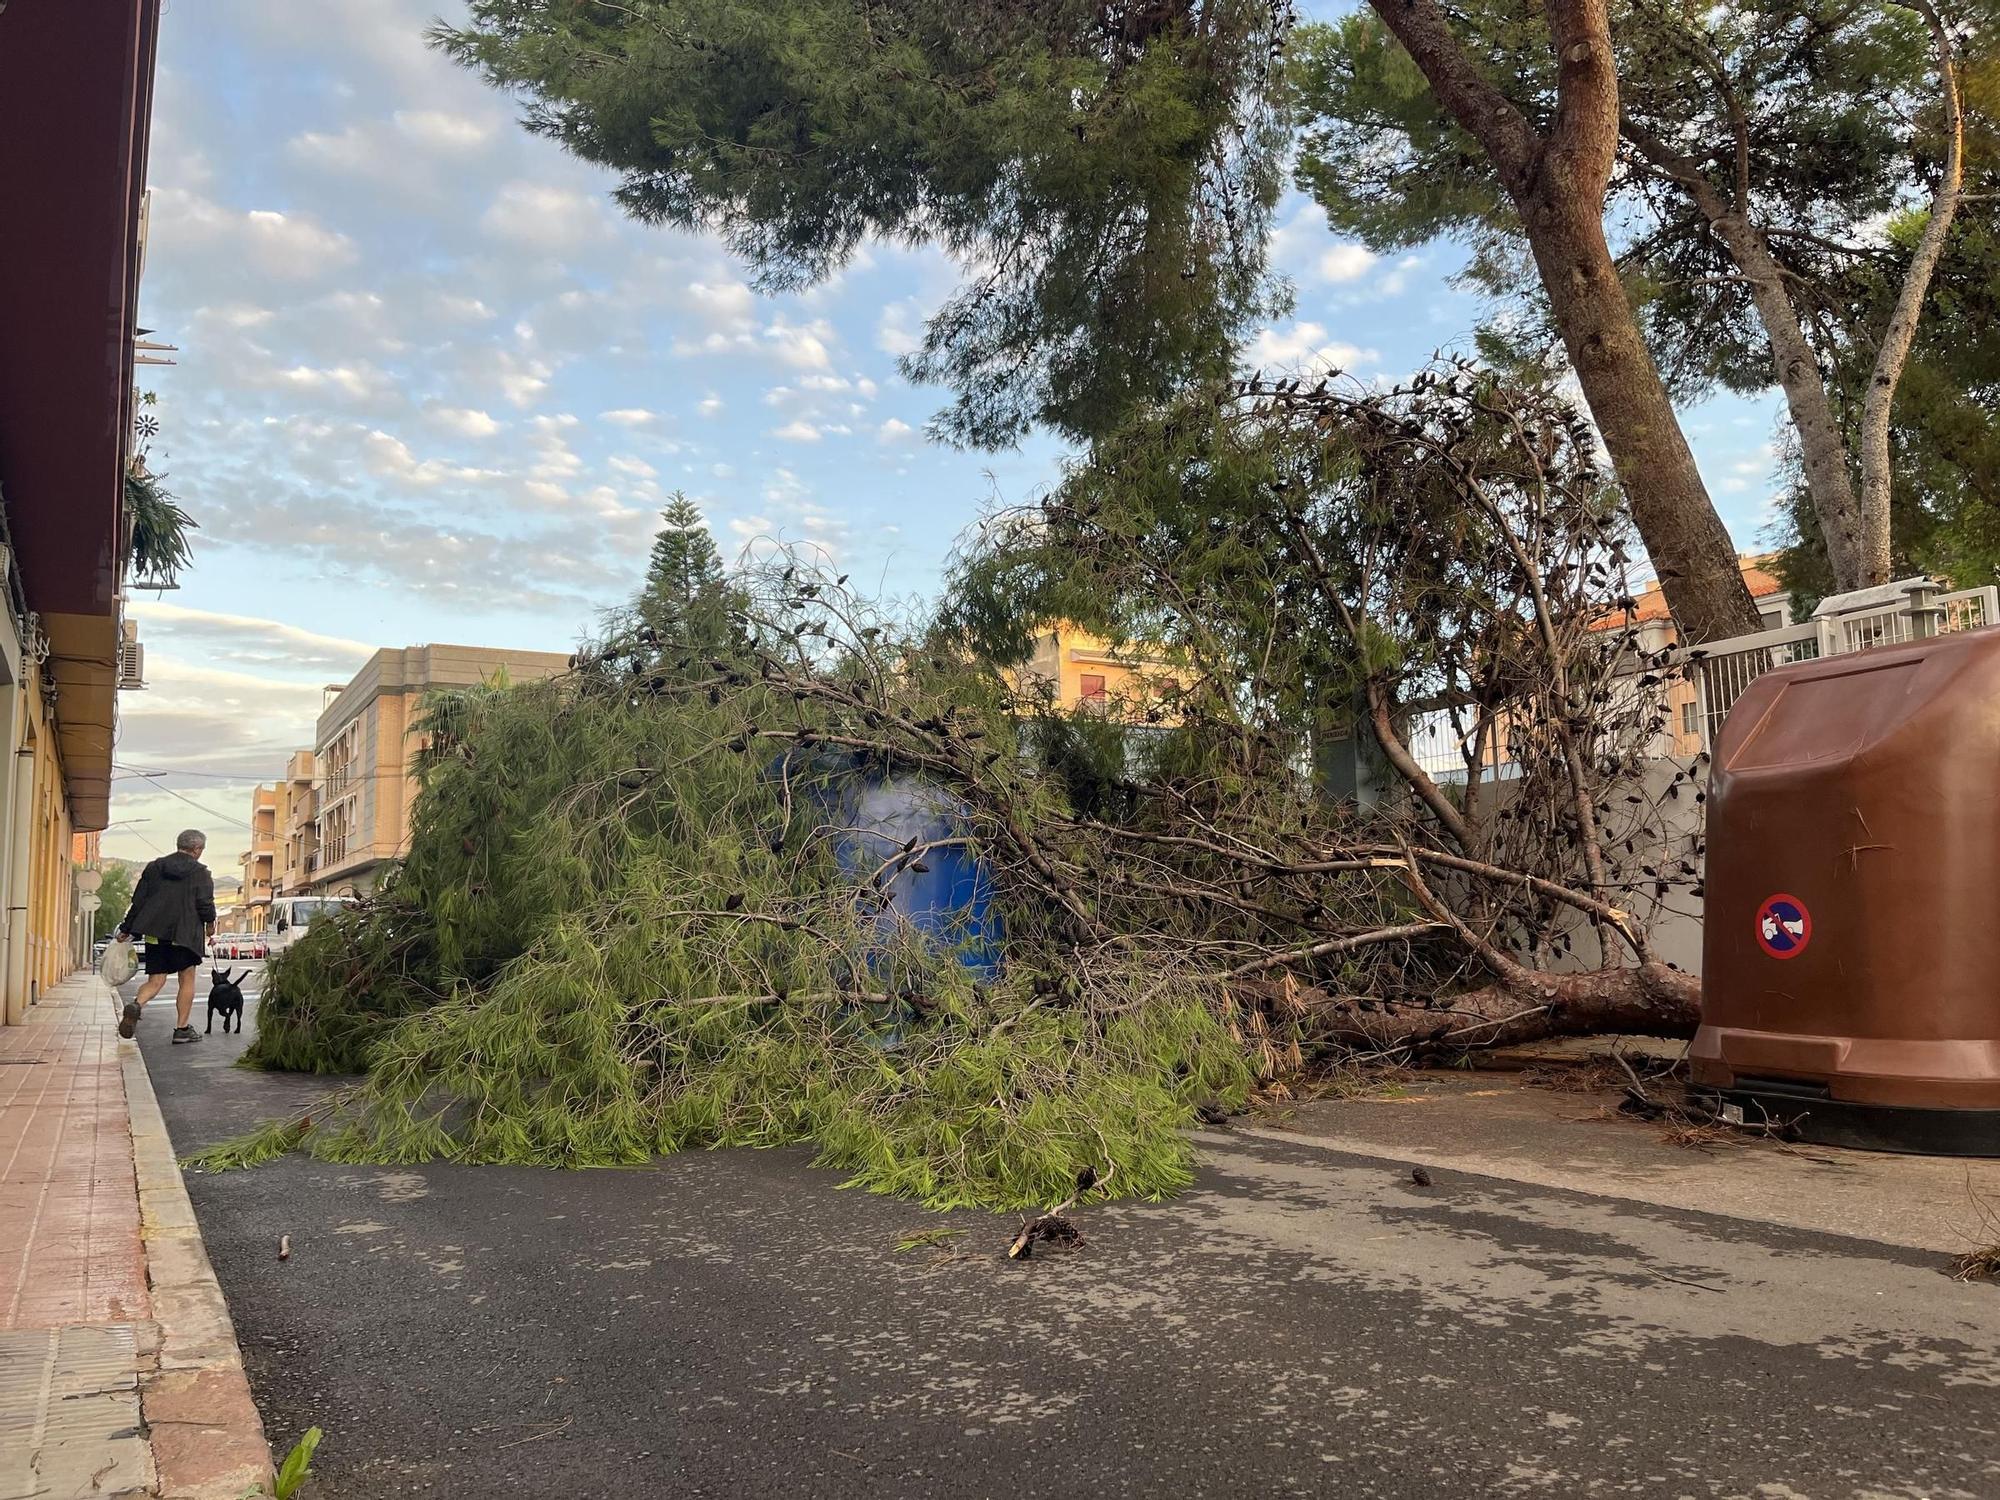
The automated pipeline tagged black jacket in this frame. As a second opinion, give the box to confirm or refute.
[120,851,216,957]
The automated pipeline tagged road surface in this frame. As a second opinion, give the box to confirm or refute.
[138,976,2000,1499]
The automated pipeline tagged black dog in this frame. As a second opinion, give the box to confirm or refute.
[206,967,246,1034]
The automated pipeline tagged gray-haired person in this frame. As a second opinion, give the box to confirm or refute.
[116,829,217,1044]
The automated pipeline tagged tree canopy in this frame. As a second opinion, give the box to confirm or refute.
[437,0,1987,633]
[1292,0,1985,592]
[434,0,1291,448]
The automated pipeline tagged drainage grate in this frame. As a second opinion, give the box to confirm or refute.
[0,1325,153,1500]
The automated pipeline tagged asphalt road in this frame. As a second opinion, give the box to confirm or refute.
[137,975,2000,1499]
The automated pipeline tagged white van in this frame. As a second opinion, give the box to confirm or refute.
[265,895,358,956]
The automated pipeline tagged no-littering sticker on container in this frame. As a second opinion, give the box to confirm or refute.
[1755,894,1812,959]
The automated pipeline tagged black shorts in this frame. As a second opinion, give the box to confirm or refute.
[143,941,201,976]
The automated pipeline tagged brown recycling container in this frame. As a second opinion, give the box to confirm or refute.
[1695,626,2000,1154]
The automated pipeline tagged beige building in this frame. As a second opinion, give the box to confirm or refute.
[238,783,279,931]
[276,748,316,897]
[307,644,570,895]
[1009,622,1181,719]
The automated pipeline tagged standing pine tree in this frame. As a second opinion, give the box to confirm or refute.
[637,494,744,656]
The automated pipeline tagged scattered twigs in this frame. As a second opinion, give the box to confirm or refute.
[1008,1163,1116,1260]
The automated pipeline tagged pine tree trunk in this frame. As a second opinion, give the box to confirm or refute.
[1262,961,1700,1053]
[1859,0,1965,590]
[1707,216,1875,590]
[1519,191,1761,641]
[1364,0,1763,643]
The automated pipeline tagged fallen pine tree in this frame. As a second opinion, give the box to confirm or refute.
[205,368,1702,1207]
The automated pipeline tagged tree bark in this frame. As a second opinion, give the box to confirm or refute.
[1719,219,1877,586]
[1366,0,1762,642]
[1859,0,1966,587]
[1257,960,1700,1053]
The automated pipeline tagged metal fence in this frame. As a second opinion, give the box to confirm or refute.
[1692,579,1998,748]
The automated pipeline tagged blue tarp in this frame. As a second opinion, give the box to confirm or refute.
[771,750,1004,981]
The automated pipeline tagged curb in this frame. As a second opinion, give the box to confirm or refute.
[122,1035,275,1499]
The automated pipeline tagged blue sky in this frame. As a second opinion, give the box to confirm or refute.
[107,0,1787,866]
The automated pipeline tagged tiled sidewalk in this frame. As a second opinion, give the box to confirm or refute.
[0,977,151,1334]
[0,974,270,1500]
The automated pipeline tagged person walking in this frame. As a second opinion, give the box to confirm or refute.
[115,828,216,1044]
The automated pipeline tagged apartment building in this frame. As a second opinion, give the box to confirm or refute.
[276,749,317,896]
[1009,623,1181,718]
[307,644,570,895]
[0,2,161,1021]
[238,783,280,933]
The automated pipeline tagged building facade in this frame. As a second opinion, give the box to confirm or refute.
[305,645,570,896]
[237,783,280,933]
[277,749,317,897]
[0,2,161,1022]
[1009,623,1180,718]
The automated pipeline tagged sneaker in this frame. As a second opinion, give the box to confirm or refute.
[170,1026,200,1045]
[117,1002,142,1039]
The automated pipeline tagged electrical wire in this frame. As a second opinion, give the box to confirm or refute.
[113,769,259,831]
[113,760,415,785]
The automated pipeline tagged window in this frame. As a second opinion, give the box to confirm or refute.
[1079,673,1106,700]
[1681,701,1698,737]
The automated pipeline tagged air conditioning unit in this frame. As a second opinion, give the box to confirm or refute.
[117,620,145,691]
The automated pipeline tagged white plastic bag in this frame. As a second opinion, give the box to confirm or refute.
[99,935,137,989]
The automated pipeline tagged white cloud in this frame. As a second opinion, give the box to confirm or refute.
[876,300,923,358]
[764,469,810,506]
[697,394,724,417]
[1377,255,1423,297]
[773,419,823,443]
[125,600,376,672]
[153,188,358,280]
[190,302,274,332]
[1317,244,1378,283]
[427,406,501,439]
[600,408,657,427]
[431,293,496,323]
[393,109,496,154]
[268,363,398,404]
[877,418,915,444]
[492,350,552,409]
[243,209,357,276]
[765,318,836,370]
[480,181,609,253]
[608,455,658,479]
[287,125,389,179]
[1246,323,1378,374]
[362,430,496,487]
[686,279,756,330]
